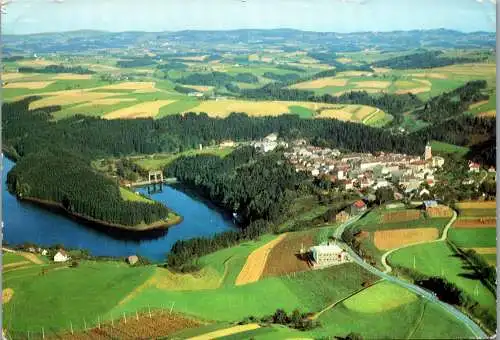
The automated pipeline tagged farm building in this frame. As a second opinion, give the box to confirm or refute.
[53,250,70,263]
[351,200,367,215]
[263,133,278,142]
[310,243,349,268]
[127,255,139,265]
[423,200,438,210]
[335,210,350,223]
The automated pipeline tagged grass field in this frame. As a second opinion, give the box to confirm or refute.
[3,261,154,332]
[448,228,496,248]
[343,281,417,313]
[133,147,234,170]
[430,140,471,157]
[108,262,378,324]
[2,252,28,265]
[388,242,496,312]
[119,187,153,203]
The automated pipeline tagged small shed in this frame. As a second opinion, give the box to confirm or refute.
[335,210,350,223]
[127,255,139,265]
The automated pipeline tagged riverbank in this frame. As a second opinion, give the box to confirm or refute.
[19,195,183,232]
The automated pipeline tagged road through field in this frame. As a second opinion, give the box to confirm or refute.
[336,212,487,339]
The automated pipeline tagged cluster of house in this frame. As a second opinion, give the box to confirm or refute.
[24,247,71,262]
[284,141,446,196]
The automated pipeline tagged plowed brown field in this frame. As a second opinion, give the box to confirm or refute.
[374,228,439,250]
[55,312,201,340]
[381,210,421,223]
[261,232,313,278]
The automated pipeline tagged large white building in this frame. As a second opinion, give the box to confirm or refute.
[310,243,349,268]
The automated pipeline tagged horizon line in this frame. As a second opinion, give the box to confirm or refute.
[4,27,496,37]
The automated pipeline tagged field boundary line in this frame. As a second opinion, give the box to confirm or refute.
[309,279,384,320]
[405,300,428,339]
[381,209,457,273]
[187,323,261,340]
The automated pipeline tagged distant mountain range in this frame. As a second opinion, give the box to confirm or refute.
[3,28,496,55]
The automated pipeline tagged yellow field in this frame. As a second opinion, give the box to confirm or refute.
[336,57,352,64]
[478,111,496,117]
[395,87,431,95]
[353,105,378,120]
[468,247,496,255]
[290,77,348,89]
[411,73,448,79]
[470,100,489,109]
[2,288,14,304]
[2,73,31,81]
[235,234,287,286]
[75,98,137,107]
[456,201,497,209]
[248,54,260,61]
[103,100,175,119]
[189,324,261,340]
[317,108,353,121]
[51,73,93,80]
[374,228,439,250]
[29,91,122,109]
[299,57,319,64]
[4,81,55,89]
[354,80,391,89]
[183,85,214,92]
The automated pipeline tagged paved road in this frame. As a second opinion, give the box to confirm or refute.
[335,215,488,339]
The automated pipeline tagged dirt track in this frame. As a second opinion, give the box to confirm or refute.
[188,324,260,340]
[235,234,287,286]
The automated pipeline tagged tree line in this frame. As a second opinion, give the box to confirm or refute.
[175,71,259,86]
[17,65,95,74]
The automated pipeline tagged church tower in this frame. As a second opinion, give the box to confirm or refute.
[424,142,432,160]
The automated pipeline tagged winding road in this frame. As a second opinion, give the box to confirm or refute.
[334,213,488,339]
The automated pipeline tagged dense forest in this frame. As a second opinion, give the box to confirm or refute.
[414,80,488,122]
[372,51,486,69]
[17,65,95,74]
[6,150,173,227]
[165,148,311,271]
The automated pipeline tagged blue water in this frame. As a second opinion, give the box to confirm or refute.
[2,156,235,262]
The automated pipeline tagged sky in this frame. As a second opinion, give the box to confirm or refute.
[1,0,497,35]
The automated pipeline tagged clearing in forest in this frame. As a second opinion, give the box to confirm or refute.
[103,100,176,119]
[4,81,55,89]
[374,228,439,250]
[235,234,287,286]
[261,232,313,278]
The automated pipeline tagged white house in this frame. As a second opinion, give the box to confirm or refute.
[310,243,349,268]
[263,133,278,142]
[469,161,480,173]
[53,250,70,263]
[432,156,445,168]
